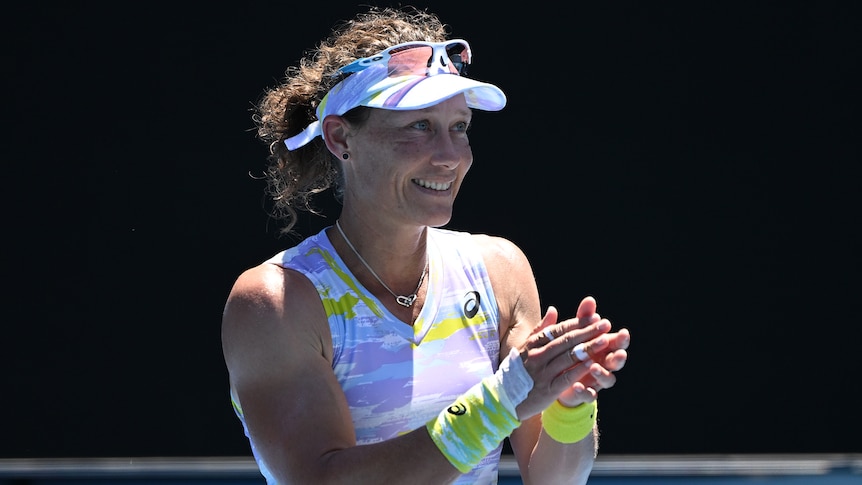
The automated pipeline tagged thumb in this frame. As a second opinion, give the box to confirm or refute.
[541,305,560,328]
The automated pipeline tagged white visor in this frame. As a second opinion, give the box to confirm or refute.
[284,39,506,150]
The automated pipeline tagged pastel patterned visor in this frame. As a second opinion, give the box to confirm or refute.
[284,39,507,150]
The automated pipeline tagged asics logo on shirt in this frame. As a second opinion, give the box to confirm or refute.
[447,403,467,415]
[463,291,480,318]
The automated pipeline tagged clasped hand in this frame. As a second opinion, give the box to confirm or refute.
[517,296,630,419]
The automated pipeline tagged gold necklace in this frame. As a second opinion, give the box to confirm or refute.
[335,220,428,307]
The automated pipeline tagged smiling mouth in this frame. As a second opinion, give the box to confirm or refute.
[413,179,452,191]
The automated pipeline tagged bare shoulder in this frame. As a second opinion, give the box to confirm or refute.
[469,233,533,275]
[469,234,541,345]
[223,262,288,315]
[223,262,303,331]
[221,261,331,379]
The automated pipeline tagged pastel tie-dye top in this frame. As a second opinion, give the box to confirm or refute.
[231,226,506,484]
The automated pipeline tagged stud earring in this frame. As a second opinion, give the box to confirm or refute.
[342,153,349,160]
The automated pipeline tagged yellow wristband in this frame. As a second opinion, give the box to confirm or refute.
[541,400,597,444]
[426,375,521,473]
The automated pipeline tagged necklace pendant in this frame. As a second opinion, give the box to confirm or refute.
[335,221,426,310]
[396,294,417,307]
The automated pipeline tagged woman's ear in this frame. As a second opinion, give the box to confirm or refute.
[321,115,350,158]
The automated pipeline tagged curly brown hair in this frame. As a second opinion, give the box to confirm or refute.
[253,6,451,235]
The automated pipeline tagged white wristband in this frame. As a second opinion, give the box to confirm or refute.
[494,347,534,415]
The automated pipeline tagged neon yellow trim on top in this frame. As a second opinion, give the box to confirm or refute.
[309,247,384,318]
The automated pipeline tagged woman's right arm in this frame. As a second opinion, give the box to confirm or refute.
[221,263,461,484]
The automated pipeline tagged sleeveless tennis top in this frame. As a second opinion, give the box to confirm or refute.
[230,226,505,484]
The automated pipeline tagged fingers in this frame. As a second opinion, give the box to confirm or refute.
[595,328,630,372]
[569,381,598,402]
[541,318,608,345]
[556,356,619,404]
[554,359,599,404]
[568,339,628,395]
[571,342,590,362]
[532,300,601,345]
[530,306,578,346]
[587,360,617,389]
[574,312,601,330]
[555,329,630,406]
[569,332,608,364]
[537,326,608,391]
[616,328,631,350]
[568,327,629,364]
[575,296,597,321]
[543,305,559,325]
[520,306,561,362]
[599,348,628,372]
[569,297,600,330]
[538,306,559,340]
[524,302,629,393]
[525,315,611,379]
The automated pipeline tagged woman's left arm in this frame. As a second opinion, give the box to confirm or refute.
[475,234,630,485]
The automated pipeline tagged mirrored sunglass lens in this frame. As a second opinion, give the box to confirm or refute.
[445,43,469,74]
[383,42,470,77]
[387,45,435,76]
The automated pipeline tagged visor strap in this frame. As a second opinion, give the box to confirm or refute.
[284,120,321,151]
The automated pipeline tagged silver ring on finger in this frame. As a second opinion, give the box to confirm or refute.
[543,328,555,343]
[571,342,589,362]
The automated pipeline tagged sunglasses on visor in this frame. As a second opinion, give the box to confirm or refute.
[336,39,472,77]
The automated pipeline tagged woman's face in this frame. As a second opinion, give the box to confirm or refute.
[343,94,474,228]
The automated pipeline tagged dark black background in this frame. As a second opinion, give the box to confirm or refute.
[5,1,860,457]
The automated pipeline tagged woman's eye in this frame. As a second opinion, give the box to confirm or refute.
[412,120,430,130]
